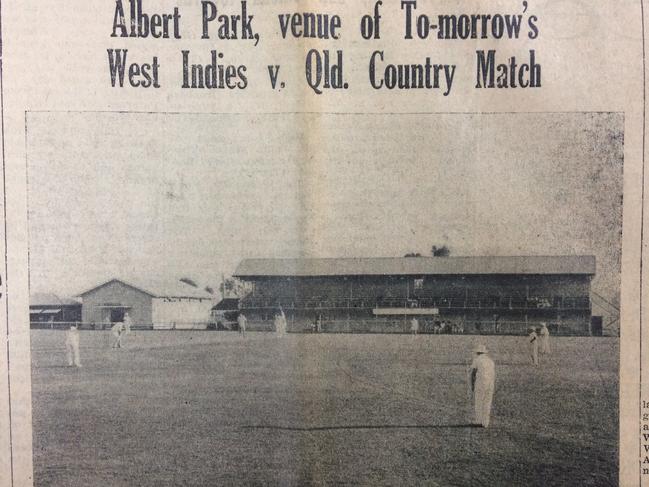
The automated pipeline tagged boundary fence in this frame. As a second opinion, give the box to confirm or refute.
[31,319,607,336]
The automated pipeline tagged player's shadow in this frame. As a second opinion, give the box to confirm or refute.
[32,365,77,369]
[437,361,532,366]
[243,423,481,431]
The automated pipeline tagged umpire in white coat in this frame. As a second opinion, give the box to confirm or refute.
[468,344,495,427]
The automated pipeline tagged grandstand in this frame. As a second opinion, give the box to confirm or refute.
[233,255,596,335]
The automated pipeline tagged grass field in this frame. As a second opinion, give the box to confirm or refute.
[30,330,618,486]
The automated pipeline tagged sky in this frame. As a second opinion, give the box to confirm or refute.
[26,112,623,303]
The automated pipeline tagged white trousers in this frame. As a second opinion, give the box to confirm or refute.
[530,345,539,365]
[473,380,495,427]
[66,342,81,366]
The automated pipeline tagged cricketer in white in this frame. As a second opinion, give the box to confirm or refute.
[65,324,82,368]
[468,344,495,428]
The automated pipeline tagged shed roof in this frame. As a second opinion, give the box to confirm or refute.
[233,256,596,278]
[30,293,81,307]
[212,298,240,311]
[78,278,214,299]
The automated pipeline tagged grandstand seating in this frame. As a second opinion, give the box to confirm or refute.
[241,293,591,311]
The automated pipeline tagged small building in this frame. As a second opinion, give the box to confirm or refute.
[78,278,214,329]
[210,298,240,329]
[233,255,596,335]
[30,293,82,325]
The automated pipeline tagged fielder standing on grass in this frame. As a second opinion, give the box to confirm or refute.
[468,344,495,428]
[410,317,419,337]
[238,312,247,337]
[279,308,287,335]
[540,322,551,355]
[275,310,287,337]
[111,321,125,349]
[528,327,539,365]
[65,323,82,367]
[123,311,133,335]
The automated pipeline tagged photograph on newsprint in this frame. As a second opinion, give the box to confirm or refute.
[24,111,621,485]
[0,0,647,486]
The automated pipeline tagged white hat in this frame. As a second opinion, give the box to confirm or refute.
[473,344,488,354]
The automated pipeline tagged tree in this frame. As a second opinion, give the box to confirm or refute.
[179,277,198,287]
[431,245,450,257]
[219,277,250,298]
[404,252,422,257]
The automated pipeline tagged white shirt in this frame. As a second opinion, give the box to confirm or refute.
[66,327,80,346]
[470,354,496,389]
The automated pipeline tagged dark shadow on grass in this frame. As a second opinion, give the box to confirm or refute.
[242,423,482,431]
[32,365,79,369]
[435,362,532,366]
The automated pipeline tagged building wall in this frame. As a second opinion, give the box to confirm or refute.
[151,298,214,329]
[61,305,82,322]
[81,281,152,324]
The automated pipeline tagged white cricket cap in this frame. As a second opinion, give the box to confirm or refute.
[473,344,488,354]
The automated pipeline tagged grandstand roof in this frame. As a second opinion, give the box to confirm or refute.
[78,278,214,300]
[233,256,596,278]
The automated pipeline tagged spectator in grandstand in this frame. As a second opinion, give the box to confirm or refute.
[540,323,551,354]
[468,344,495,428]
[528,328,539,365]
[65,323,82,367]
[493,315,500,334]
[410,317,419,336]
[111,321,125,349]
[237,313,247,337]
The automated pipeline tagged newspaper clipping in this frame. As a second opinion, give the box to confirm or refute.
[0,1,646,485]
